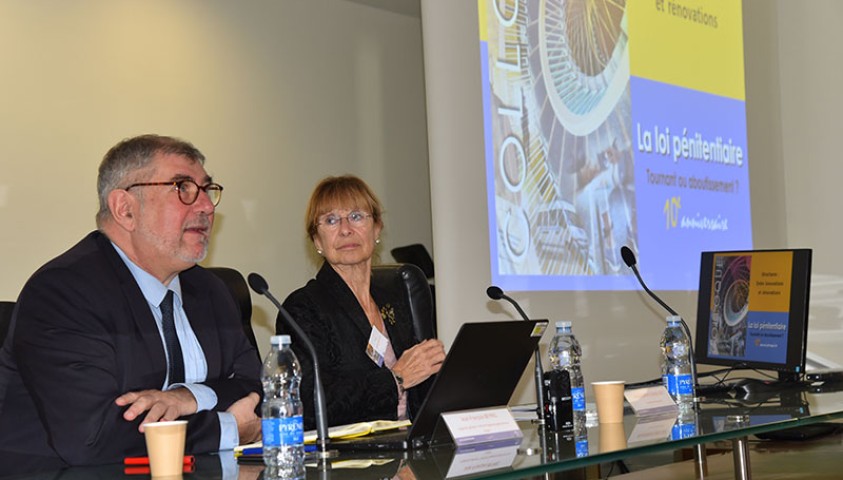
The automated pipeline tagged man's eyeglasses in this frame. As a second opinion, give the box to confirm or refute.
[317,211,372,229]
[125,179,223,206]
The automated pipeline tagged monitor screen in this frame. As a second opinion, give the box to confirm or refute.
[694,249,812,379]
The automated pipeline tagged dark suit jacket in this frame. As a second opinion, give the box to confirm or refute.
[279,262,433,430]
[0,231,261,466]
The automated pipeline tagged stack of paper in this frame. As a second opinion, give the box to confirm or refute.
[234,418,412,455]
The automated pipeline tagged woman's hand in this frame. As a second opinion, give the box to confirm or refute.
[392,339,446,389]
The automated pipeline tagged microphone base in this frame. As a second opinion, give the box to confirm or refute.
[306,448,340,461]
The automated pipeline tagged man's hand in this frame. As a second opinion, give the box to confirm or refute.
[115,388,198,431]
[227,392,262,444]
[392,339,446,389]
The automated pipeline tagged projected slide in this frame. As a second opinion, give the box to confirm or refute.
[479,0,751,291]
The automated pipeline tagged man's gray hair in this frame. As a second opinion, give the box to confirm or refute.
[96,134,205,228]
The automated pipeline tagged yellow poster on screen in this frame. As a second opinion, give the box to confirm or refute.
[746,251,793,313]
[628,0,745,100]
[706,251,793,364]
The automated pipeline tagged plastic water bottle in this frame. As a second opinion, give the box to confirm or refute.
[671,404,696,440]
[573,422,589,457]
[549,321,586,428]
[660,315,694,405]
[261,335,305,479]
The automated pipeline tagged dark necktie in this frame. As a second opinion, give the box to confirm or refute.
[160,290,185,385]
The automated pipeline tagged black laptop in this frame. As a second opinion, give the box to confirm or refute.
[330,319,549,451]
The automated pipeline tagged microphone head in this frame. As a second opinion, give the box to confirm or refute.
[620,246,637,268]
[247,272,269,295]
[486,285,504,300]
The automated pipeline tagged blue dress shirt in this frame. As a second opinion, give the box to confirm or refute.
[112,243,238,450]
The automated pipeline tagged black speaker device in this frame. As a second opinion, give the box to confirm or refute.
[543,369,574,431]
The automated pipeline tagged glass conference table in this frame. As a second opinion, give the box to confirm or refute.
[5,388,843,480]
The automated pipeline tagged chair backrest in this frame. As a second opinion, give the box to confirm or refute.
[371,263,436,340]
[390,244,434,279]
[206,267,260,359]
[0,301,15,346]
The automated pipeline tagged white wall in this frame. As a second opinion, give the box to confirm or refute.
[775,1,843,368]
[0,0,432,358]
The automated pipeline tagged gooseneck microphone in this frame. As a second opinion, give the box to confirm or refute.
[486,286,532,321]
[620,246,699,402]
[247,273,333,458]
[621,246,678,317]
[486,285,546,424]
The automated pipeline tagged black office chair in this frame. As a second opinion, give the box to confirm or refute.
[0,301,15,346]
[371,263,436,340]
[390,244,434,279]
[206,267,261,360]
[390,244,436,324]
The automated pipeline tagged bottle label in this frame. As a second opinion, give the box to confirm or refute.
[575,439,589,457]
[666,373,693,396]
[671,422,696,440]
[261,415,304,447]
[571,386,586,412]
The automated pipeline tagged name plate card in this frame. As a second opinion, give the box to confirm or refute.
[627,414,677,444]
[446,438,521,478]
[624,385,679,417]
[441,407,522,447]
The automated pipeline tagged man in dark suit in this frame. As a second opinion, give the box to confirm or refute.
[0,134,262,467]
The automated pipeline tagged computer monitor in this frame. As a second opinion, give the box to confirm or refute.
[694,249,812,382]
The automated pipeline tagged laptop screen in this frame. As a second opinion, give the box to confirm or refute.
[329,319,548,451]
[405,319,549,447]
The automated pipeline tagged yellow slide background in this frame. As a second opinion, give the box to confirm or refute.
[628,0,745,100]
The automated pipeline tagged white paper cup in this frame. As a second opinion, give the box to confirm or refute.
[592,381,625,423]
[143,420,187,478]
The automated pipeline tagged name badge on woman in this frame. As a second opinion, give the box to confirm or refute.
[366,326,389,367]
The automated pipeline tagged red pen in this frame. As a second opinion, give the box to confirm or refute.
[124,455,195,466]
[124,464,196,475]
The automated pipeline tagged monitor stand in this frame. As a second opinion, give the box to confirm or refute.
[729,376,808,403]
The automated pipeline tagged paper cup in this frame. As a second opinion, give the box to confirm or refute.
[143,420,188,478]
[592,381,625,423]
[598,421,627,452]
